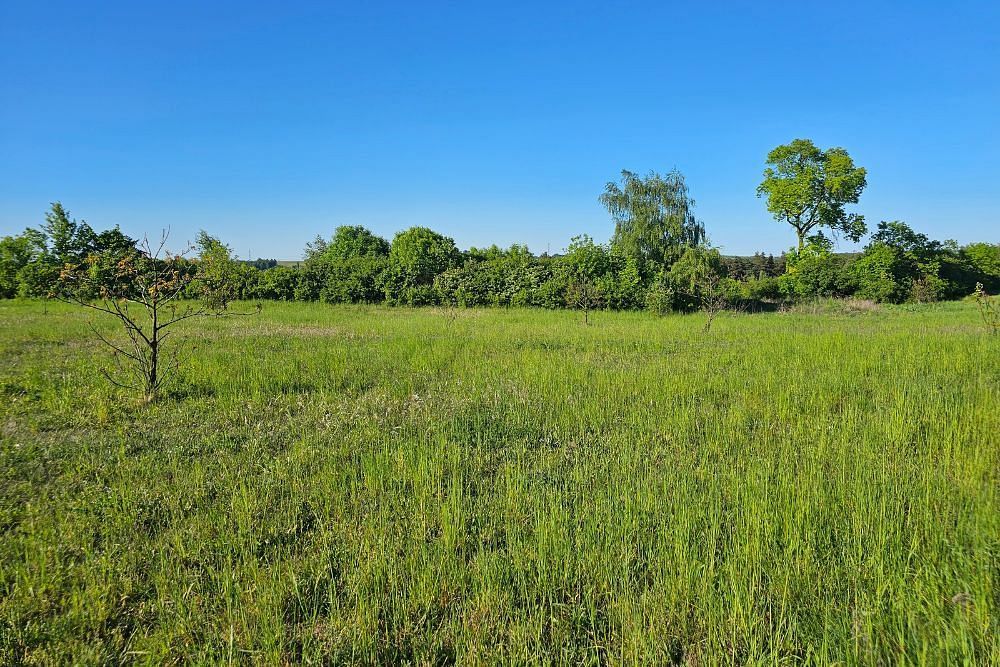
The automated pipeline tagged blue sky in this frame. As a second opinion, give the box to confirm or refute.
[1,1,997,259]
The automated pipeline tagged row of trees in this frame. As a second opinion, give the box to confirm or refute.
[5,139,992,403]
[2,140,998,313]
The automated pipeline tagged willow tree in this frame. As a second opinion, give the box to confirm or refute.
[600,169,705,269]
[756,139,867,250]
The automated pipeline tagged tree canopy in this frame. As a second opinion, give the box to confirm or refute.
[387,226,460,287]
[600,169,705,269]
[325,225,390,260]
[757,139,867,249]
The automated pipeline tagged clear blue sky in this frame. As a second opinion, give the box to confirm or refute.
[1,1,997,259]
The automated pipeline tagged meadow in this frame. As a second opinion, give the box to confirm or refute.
[0,299,996,664]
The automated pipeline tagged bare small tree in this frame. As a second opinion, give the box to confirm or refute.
[697,272,735,333]
[565,276,601,325]
[54,231,253,402]
[667,246,734,333]
[973,283,999,335]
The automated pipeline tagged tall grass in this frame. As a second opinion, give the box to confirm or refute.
[0,300,996,664]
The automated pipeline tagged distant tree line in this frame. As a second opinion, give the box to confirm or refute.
[2,140,999,312]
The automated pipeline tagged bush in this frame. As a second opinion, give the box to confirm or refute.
[253,266,299,301]
[384,227,459,304]
[962,243,1000,292]
[908,269,946,303]
[321,256,387,304]
[850,221,972,303]
[599,255,645,310]
[645,273,674,315]
[663,246,723,312]
[851,243,903,303]
[16,261,60,298]
[780,235,846,300]
[533,270,568,309]
[738,274,783,302]
[433,245,548,308]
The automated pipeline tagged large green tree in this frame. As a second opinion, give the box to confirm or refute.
[325,225,390,260]
[756,139,867,249]
[42,202,97,265]
[600,169,705,269]
[383,227,460,304]
[387,227,459,286]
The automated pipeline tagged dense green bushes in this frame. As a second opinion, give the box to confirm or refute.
[2,203,998,313]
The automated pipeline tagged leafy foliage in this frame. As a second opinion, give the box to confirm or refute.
[325,225,391,260]
[0,233,40,298]
[757,139,867,248]
[962,243,1000,292]
[3,193,998,315]
[383,227,460,305]
[851,221,972,303]
[53,232,246,401]
[779,234,847,300]
[601,169,705,269]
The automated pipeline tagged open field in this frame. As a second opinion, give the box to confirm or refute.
[0,300,997,664]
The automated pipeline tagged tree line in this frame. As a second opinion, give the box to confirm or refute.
[2,139,998,313]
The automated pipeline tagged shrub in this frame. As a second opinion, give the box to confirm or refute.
[851,243,904,303]
[599,255,645,310]
[909,269,946,303]
[384,227,459,305]
[0,233,40,298]
[781,235,844,300]
[321,256,388,304]
[962,243,1000,292]
[738,274,783,302]
[254,266,299,301]
[663,246,724,312]
[645,273,674,315]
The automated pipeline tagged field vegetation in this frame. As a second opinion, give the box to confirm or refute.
[1,299,996,663]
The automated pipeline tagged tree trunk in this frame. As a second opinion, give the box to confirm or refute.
[146,338,158,402]
[147,309,159,402]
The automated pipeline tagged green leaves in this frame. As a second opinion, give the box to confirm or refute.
[601,169,705,269]
[325,226,390,262]
[757,139,867,247]
[195,231,243,310]
[383,227,460,304]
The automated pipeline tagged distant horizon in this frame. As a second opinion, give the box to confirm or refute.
[3,1,998,258]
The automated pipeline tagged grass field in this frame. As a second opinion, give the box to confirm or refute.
[0,299,997,664]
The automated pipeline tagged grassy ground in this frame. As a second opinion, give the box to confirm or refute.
[0,299,996,664]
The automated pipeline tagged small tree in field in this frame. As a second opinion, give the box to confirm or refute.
[667,246,732,332]
[565,275,602,325]
[695,271,732,333]
[973,283,999,335]
[561,235,609,325]
[54,231,251,402]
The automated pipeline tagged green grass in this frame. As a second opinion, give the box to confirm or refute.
[0,299,996,664]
